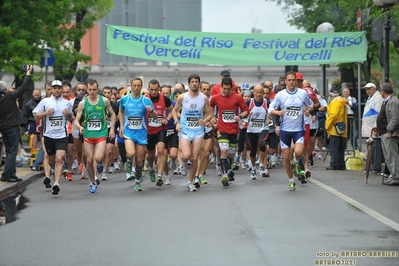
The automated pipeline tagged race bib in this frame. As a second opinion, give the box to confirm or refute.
[127,117,142,130]
[149,115,162,127]
[166,129,175,137]
[187,117,200,129]
[249,118,264,129]
[286,107,301,119]
[87,119,102,131]
[49,116,63,130]
[222,110,235,123]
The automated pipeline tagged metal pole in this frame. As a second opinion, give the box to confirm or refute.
[357,62,362,151]
[383,14,390,83]
[45,66,48,83]
[322,64,327,97]
[125,0,129,85]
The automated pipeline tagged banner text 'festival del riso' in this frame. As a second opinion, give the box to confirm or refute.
[106,25,367,66]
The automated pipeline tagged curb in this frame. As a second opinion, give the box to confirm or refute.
[0,172,44,201]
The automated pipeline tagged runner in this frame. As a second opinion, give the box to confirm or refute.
[210,77,249,186]
[33,80,74,195]
[172,74,211,191]
[74,79,116,193]
[269,71,313,191]
[119,77,156,191]
[246,84,270,180]
[145,79,174,186]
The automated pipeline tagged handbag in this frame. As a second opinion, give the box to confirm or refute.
[335,122,346,135]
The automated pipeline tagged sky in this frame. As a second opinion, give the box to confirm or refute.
[202,0,304,34]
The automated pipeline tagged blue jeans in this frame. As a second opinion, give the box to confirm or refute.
[33,146,44,168]
[0,126,20,179]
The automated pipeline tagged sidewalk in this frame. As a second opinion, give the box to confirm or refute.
[0,167,43,201]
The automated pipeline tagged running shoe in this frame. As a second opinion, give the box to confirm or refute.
[289,181,296,191]
[101,171,108,181]
[251,168,256,180]
[126,171,135,181]
[299,170,307,184]
[187,182,197,192]
[79,163,84,175]
[95,176,100,185]
[52,184,60,195]
[305,169,311,178]
[62,169,67,178]
[231,162,239,171]
[221,175,229,186]
[134,181,143,191]
[149,169,156,182]
[292,160,301,177]
[227,169,235,181]
[173,166,181,175]
[90,182,97,193]
[180,161,188,176]
[164,176,171,185]
[263,168,270,177]
[259,165,266,176]
[66,172,73,181]
[270,155,277,168]
[216,165,222,176]
[125,159,132,173]
[193,176,201,188]
[114,161,120,171]
[43,176,52,188]
[97,163,104,174]
[199,175,208,184]
[156,175,164,186]
[108,165,114,174]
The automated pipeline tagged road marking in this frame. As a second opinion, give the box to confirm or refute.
[308,177,399,232]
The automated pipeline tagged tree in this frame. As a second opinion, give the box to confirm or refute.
[265,0,399,86]
[0,0,113,108]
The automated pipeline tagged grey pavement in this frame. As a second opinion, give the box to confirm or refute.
[0,155,398,266]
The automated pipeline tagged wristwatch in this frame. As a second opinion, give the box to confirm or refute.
[174,120,180,125]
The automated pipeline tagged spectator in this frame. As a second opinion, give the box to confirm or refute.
[362,82,384,173]
[23,88,42,149]
[0,64,33,182]
[325,87,347,170]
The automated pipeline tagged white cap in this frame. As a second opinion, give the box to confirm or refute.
[51,80,62,87]
[362,82,376,89]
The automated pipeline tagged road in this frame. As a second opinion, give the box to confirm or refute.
[0,159,398,266]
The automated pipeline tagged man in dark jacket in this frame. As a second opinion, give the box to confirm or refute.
[0,65,33,182]
[23,88,42,148]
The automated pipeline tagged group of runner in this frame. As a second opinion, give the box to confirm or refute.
[31,70,325,194]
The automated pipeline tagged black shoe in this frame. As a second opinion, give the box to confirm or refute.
[1,177,22,182]
[52,184,60,195]
[383,181,399,186]
[326,167,338,170]
[227,169,235,181]
[96,178,100,185]
[43,177,52,188]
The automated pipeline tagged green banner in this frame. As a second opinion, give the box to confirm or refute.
[106,25,367,66]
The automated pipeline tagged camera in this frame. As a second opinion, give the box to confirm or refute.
[20,63,29,72]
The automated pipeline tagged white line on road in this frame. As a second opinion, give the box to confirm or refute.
[308,177,399,232]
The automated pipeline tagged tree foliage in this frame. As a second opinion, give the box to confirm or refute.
[0,0,113,81]
[266,0,399,86]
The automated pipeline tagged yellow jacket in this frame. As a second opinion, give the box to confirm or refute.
[326,96,347,138]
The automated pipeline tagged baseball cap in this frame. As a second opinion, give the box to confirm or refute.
[241,83,250,90]
[220,70,231,77]
[296,72,304,80]
[51,80,62,87]
[362,82,376,89]
[330,87,339,93]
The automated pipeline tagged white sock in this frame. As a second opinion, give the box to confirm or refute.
[54,181,59,186]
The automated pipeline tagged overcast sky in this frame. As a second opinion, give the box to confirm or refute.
[202,0,304,34]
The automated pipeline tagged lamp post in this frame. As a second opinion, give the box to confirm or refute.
[373,0,398,83]
[316,22,335,97]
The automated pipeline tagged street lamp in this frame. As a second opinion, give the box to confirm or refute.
[316,22,335,97]
[373,0,398,83]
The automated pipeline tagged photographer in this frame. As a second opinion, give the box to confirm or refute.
[0,64,33,182]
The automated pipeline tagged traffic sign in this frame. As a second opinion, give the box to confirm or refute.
[75,69,89,82]
[40,48,55,67]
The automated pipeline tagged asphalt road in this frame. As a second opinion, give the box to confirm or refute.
[0,159,398,266]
